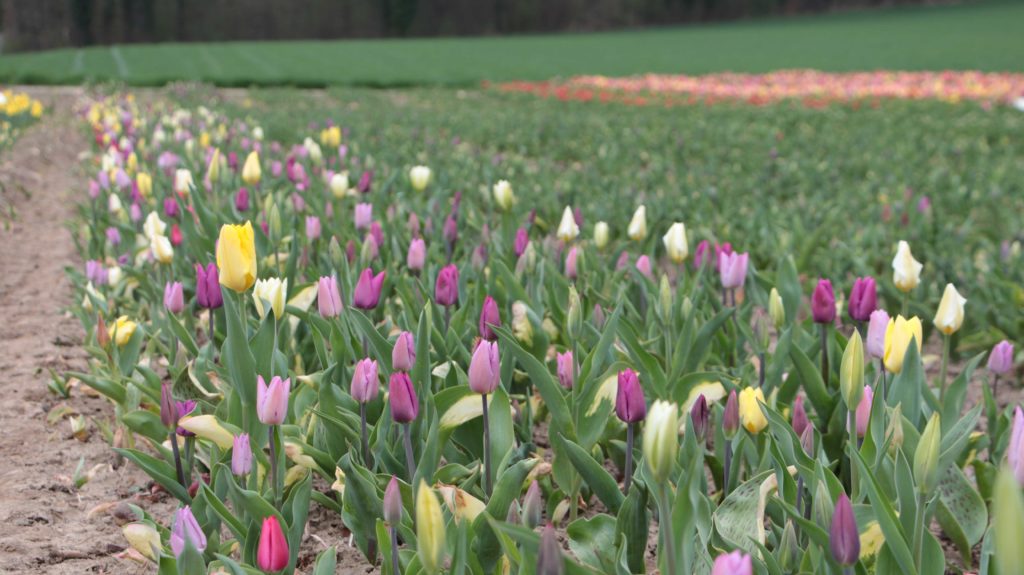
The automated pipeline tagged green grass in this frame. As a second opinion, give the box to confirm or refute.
[2,0,1022,87]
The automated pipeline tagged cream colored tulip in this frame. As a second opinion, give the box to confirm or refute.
[492,179,514,210]
[662,222,688,263]
[892,240,923,292]
[253,277,288,320]
[242,151,261,186]
[174,169,194,196]
[594,221,610,249]
[627,205,647,242]
[557,206,579,243]
[933,283,966,335]
[410,165,432,192]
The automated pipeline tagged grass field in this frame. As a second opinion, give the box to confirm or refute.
[2,0,1022,87]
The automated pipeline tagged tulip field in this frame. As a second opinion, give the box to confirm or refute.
[40,80,1022,575]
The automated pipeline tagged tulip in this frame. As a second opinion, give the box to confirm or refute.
[865,309,889,359]
[537,524,564,575]
[169,223,183,247]
[513,227,529,257]
[163,197,180,219]
[723,389,740,439]
[565,246,579,280]
[493,179,514,210]
[435,264,459,307]
[149,233,174,263]
[511,301,533,346]
[407,238,426,271]
[352,268,385,310]
[892,240,923,293]
[305,215,321,241]
[416,481,446,574]
[354,203,372,230]
[914,413,942,493]
[556,351,574,389]
[216,222,257,293]
[316,276,343,318]
[663,222,688,263]
[791,395,809,437]
[390,372,419,423]
[739,387,767,434]
[933,283,967,336]
[392,332,416,372]
[136,172,152,197]
[86,260,108,286]
[231,433,252,476]
[557,206,579,242]
[383,476,403,525]
[329,172,348,198]
[812,279,836,323]
[113,316,137,347]
[840,330,865,410]
[252,277,288,320]
[351,358,379,403]
[854,385,873,438]
[615,369,646,424]
[238,152,261,187]
[1008,406,1024,486]
[883,315,923,374]
[442,214,459,252]
[830,494,860,566]
[848,277,877,322]
[627,205,647,241]
[767,287,785,328]
[177,415,234,449]
[642,400,677,484]
[170,506,207,558]
[635,255,653,279]
[257,375,290,425]
[519,480,544,529]
[357,170,373,193]
[468,341,500,395]
[712,551,753,575]
[479,296,501,341]
[256,516,289,572]
[160,383,178,427]
[206,149,222,184]
[719,251,749,290]
[409,165,431,191]
[690,394,709,442]
[988,340,1014,375]
[174,169,194,196]
[159,281,183,314]
[122,522,161,561]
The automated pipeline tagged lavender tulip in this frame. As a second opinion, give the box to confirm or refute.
[317,275,343,318]
[232,433,252,476]
[556,351,574,390]
[256,375,290,425]
[170,506,207,558]
[392,332,416,372]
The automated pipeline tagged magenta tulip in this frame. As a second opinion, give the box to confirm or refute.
[830,494,860,565]
[195,263,223,310]
[435,264,459,307]
[615,369,646,423]
[811,279,836,323]
[479,296,501,341]
[352,268,385,309]
[392,332,416,372]
[848,277,877,322]
[389,372,419,423]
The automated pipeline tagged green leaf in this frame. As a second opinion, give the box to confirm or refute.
[473,457,537,573]
[852,449,917,575]
[615,484,649,574]
[493,325,574,438]
[714,470,773,555]
[787,344,834,421]
[122,409,167,443]
[114,448,191,503]
[888,341,925,427]
[557,434,625,514]
[222,289,257,410]
[935,465,986,563]
[567,515,619,571]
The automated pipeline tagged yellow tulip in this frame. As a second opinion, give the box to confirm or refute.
[933,283,966,335]
[177,415,235,449]
[891,240,923,292]
[883,315,923,374]
[113,316,137,347]
[409,165,432,192]
[416,480,446,574]
[216,222,257,292]
[242,151,261,186]
[594,221,610,249]
[492,179,514,210]
[122,522,161,561]
[253,277,288,320]
[627,205,647,242]
[739,387,768,434]
[662,222,688,263]
[206,148,222,183]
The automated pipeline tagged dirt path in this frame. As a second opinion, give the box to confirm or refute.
[0,88,154,574]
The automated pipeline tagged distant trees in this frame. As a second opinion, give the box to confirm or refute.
[2,0,929,52]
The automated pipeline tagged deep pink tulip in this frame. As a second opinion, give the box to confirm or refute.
[235,187,250,211]
[352,268,385,309]
[435,264,459,307]
[514,227,529,258]
[389,372,419,423]
[256,516,289,572]
[811,279,836,324]
[479,296,501,341]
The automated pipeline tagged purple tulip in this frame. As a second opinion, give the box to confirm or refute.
[352,268,386,309]
[106,226,121,246]
[256,375,290,425]
[306,216,321,241]
[565,247,579,280]
[164,281,185,314]
[160,383,178,427]
[514,228,529,258]
[537,524,564,575]
[811,279,836,324]
[354,203,373,230]
[408,212,421,237]
[170,506,207,558]
[114,169,132,189]
[86,260,108,286]
[357,170,373,194]
[235,187,250,212]
[723,390,739,438]
[917,195,931,213]
[468,341,501,395]
[691,394,709,441]
[615,369,646,423]
[317,275,343,318]
[383,476,403,525]
[848,277,877,322]
[174,400,196,437]
[865,309,890,359]
[88,179,101,199]
[270,160,282,177]
[195,263,224,310]
[129,203,142,222]
[693,240,710,269]
[435,264,459,307]
[479,296,501,341]
[392,332,416,372]
[635,255,653,279]
[389,372,419,423]
[711,551,752,575]
[988,340,1014,375]
[615,251,630,271]
[556,351,574,389]
[232,433,252,476]
[351,358,379,403]
[443,214,458,248]
[830,494,860,565]
[719,251,749,289]
[370,221,384,248]
[854,385,873,437]
[407,238,426,271]
[791,395,809,437]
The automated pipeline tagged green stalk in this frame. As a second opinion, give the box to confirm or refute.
[403,423,416,482]
[913,491,926,570]
[623,423,634,494]
[848,408,859,501]
[169,429,185,486]
[820,324,829,386]
[938,334,950,405]
[482,393,492,496]
[656,483,678,575]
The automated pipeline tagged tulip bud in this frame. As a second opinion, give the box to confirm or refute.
[216,222,257,293]
[811,279,836,324]
[443,213,458,249]
[232,433,252,476]
[865,309,889,359]
[407,238,426,271]
[479,296,501,341]
[435,264,459,307]
[848,277,877,322]
[658,275,673,322]
[627,206,647,242]
[556,351,574,389]
[511,301,534,346]
[522,480,543,529]
[235,187,250,212]
[885,404,904,456]
[566,286,583,340]
[122,522,161,561]
[96,314,110,348]
[738,387,767,434]
[840,331,865,410]
[392,332,416,372]
[170,506,207,558]
[493,179,514,210]
[593,221,610,250]
[389,372,419,423]
[778,521,799,571]
[410,165,431,191]
[662,222,688,263]
[800,424,815,457]
[711,551,753,575]
[256,375,290,425]
[242,151,261,186]
[615,369,646,423]
[994,467,1024,575]
[768,287,785,328]
[791,395,809,437]
[330,172,349,198]
[513,227,529,258]
[883,315,923,374]
[317,276,343,318]
[557,206,579,243]
[592,304,606,330]
[305,215,322,241]
[723,390,740,439]
[468,341,500,395]
[564,246,579,280]
[256,516,289,572]
[354,203,373,231]
[988,340,1014,375]
[350,358,379,404]
[914,413,942,493]
[252,277,288,320]
[352,268,386,309]
[383,476,403,525]
[1008,406,1023,486]
[160,383,178,427]
[933,283,967,335]
[853,385,873,438]
[416,481,446,574]
[537,523,564,575]
[642,400,678,483]
[719,251,749,289]
[829,494,860,566]
[892,240,923,292]
[690,394,709,442]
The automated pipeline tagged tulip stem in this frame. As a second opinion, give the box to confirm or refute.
[912,492,926,570]
[482,393,492,497]
[723,440,732,497]
[624,422,634,494]
[389,525,400,575]
[819,325,829,386]
[403,423,416,482]
[169,429,185,487]
[360,403,371,467]
[938,334,950,405]
[795,476,804,540]
[901,291,909,318]
[655,483,678,575]
[848,411,859,501]
[992,375,1000,409]
[268,426,280,507]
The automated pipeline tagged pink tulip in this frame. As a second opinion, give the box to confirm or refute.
[1008,406,1024,486]
[317,276,343,318]
[854,385,873,437]
[811,279,836,324]
[392,332,416,372]
[351,358,380,403]
[435,264,459,307]
[469,341,500,395]
[389,372,419,423]
[565,247,579,280]
[988,340,1014,375]
[557,351,574,389]
[354,203,373,230]
[635,255,653,279]
[256,375,290,425]
[352,268,385,309]
[305,216,321,241]
[231,434,252,476]
[866,309,890,359]
[711,551,752,575]
[170,506,207,558]
[479,296,501,341]
[719,251,749,289]
[407,238,426,271]
[164,281,185,314]
[256,516,289,572]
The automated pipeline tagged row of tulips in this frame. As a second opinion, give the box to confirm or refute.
[62,92,1023,575]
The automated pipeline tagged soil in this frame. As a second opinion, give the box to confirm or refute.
[0,86,1018,575]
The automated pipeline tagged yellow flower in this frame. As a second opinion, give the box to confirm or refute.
[594,221,610,250]
[739,387,768,434]
[933,283,966,335]
[416,481,446,574]
[242,151,261,186]
[206,148,222,183]
[122,523,161,561]
[113,316,137,347]
[627,205,647,242]
[642,400,679,483]
[253,277,288,320]
[883,315,923,374]
[892,240,923,292]
[409,165,432,192]
[492,179,514,210]
[177,415,235,449]
[216,222,257,292]
[151,235,174,264]
[556,206,579,243]
[662,222,688,263]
